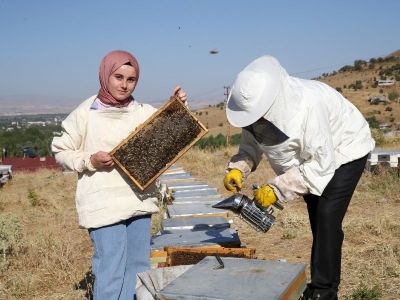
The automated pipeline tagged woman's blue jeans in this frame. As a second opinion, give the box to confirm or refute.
[89,214,151,300]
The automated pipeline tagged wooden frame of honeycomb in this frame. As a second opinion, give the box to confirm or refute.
[109,96,208,191]
[164,246,256,266]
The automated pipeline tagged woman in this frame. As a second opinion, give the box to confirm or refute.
[52,50,187,300]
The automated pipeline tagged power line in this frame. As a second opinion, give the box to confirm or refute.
[189,51,397,103]
[290,52,394,76]
[290,64,347,76]
[190,87,224,100]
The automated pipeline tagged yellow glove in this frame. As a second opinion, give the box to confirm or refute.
[253,185,277,207]
[223,169,243,194]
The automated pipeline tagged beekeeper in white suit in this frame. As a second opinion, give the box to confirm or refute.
[223,55,375,300]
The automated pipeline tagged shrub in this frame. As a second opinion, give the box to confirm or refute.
[388,90,399,101]
[230,133,241,145]
[281,231,296,240]
[349,80,363,90]
[370,128,385,147]
[28,188,40,206]
[0,214,22,268]
[196,133,227,150]
[344,282,382,300]
[340,65,354,72]
[195,133,241,150]
[366,116,379,129]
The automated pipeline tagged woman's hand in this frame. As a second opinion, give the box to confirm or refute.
[90,151,115,168]
[172,86,187,103]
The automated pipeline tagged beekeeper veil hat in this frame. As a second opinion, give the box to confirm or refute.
[226,55,282,127]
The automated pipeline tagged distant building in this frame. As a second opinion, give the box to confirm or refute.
[376,80,395,86]
[1,156,61,172]
[27,121,47,127]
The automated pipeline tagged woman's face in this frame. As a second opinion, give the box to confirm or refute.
[108,64,137,101]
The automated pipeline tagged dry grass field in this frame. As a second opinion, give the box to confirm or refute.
[1,143,400,299]
[178,147,400,300]
[1,50,400,299]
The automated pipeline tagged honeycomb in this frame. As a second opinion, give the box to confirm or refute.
[169,251,248,266]
[110,96,208,190]
[163,246,256,267]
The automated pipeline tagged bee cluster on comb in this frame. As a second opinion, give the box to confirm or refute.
[110,96,208,190]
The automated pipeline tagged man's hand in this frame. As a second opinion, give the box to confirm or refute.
[90,151,115,168]
[223,169,243,194]
[253,185,277,207]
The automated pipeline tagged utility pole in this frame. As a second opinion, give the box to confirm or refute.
[224,86,230,146]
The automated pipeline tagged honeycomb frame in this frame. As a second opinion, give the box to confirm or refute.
[109,96,208,191]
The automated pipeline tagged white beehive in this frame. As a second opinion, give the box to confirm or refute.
[366,148,400,170]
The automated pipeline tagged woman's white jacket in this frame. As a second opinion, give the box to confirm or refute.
[52,96,160,229]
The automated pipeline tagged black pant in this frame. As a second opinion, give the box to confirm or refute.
[303,155,368,300]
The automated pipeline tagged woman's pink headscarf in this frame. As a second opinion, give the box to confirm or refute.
[97,50,140,107]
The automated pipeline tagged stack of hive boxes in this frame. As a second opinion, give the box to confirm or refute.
[151,164,252,267]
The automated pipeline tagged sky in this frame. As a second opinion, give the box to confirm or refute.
[1,0,399,108]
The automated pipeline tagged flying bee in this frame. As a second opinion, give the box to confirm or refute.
[210,48,219,54]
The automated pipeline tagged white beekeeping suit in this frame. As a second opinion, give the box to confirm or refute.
[226,55,375,202]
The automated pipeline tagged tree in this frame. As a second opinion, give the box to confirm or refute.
[354,60,366,71]
[0,125,60,157]
[366,116,379,129]
[339,65,354,72]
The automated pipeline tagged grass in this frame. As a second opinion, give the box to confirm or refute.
[0,143,400,299]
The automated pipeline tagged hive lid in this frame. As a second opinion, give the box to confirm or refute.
[156,256,307,300]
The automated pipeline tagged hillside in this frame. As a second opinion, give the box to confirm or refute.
[194,49,400,137]
[319,49,400,127]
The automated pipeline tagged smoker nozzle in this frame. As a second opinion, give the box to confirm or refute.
[213,192,279,233]
[212,194,237,210]
[212,193,247,211]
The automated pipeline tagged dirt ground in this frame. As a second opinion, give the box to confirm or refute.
[219,191,313,277]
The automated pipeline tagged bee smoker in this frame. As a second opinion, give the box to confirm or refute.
[212,185,284,233]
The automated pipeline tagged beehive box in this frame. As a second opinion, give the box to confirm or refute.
[109,96,208,190]
[366,149,400,170]
[150,227,241,251]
